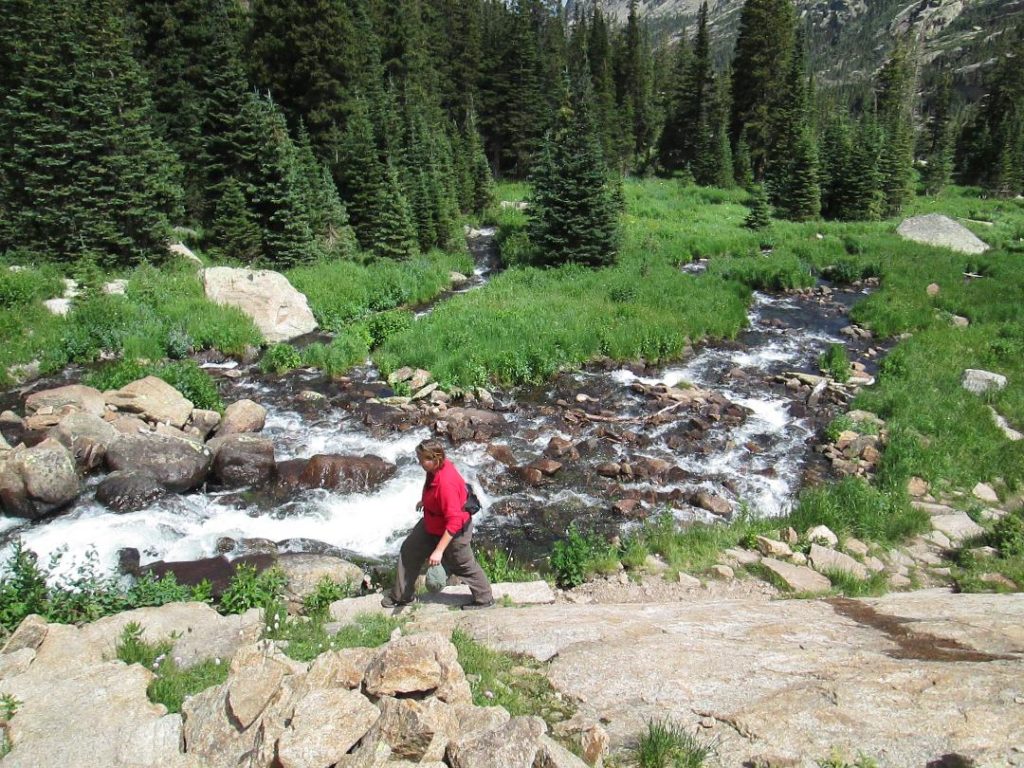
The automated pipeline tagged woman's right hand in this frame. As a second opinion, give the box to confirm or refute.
[416,501,423,512]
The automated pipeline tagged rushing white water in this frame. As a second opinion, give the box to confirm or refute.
[2,281,853,580]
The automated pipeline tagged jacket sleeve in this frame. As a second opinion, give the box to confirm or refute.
[437,471,467,535]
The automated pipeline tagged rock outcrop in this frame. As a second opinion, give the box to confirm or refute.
[896,214,990,254]
[203,267,317,343]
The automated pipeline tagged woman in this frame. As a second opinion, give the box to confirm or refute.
[382,440,494,610]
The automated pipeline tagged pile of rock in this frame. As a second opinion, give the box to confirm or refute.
[0,379,394,520]
[0,605,591,768]
[718,524,888,594]
[817,409,887,478]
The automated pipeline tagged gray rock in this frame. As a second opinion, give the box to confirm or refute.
[105,376,194,428]
[25,384,106,418]
[277,688,381,768]
[0,438,80,518]
[364,633,470,704]
[227,656,290,728]
[760,557,832,593]
[106,432,212,492]
[805,525,839,547]
[217,399,267,436]
[435,581,555,606]
[896,214,990,254]
[186,409,221,440]
[447,716,547,768]
[2,615,48,654]
[277,553,363,605]
[972,482,999,504]
[278,454,397,492]
[962,368,1007,395]
[204,266,317,342]
[808,543,868,580]
[930,513,986,544]
[49,410,118,471]
[535,735,591,768]
[95,469,167,513]
[755,536,792,558]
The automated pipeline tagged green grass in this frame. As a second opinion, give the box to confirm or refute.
[115,622,229,714]
[477,548,538,583]
[263,606,405,663]
[632,719,714,768]
[787,478,930,545]
[953,508,1024,592]
[451,628,573,726]
[286,250,473,332]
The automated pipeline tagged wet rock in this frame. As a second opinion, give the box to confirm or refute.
[486,444,516,466]
[106,432,213,492]
[96,470,167,513]
[216,399,267,436]
[296,390,327,405]
[692,490,731,517]
[517,466,544,486]
[1,410,26,447]
[612,499,643,517]
[144,553,277,595]
[186,409,221,440]
[212,434,276,487]
[105,376,194,428]
[278,454,397,492]
[529,458,562,476]
[544,436,575,459]
[118,547,142,575]
[595,462,620,478]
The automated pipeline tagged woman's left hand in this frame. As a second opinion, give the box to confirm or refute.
[428,549,443,566]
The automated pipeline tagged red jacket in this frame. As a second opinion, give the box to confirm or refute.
[422,459,469,536]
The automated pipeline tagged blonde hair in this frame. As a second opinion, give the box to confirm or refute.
[415,440,446,464]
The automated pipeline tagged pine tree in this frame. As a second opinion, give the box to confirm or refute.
[528,73,620,267]
[921,71,954,195]
[771,29,820,220]
[656,32,693,173]
[693,71,733,188]
[616,0,656,171]
[587,6,622,170]
[375,160,419,260]
[744,184,772,229]
[776,125,821,220]
[819,114,853,220]
[846,115,884,221]
[294,123,357,259]
[247,95,317,268]
[464,107,494,214]
[734,129,754,189]
[210,178,263,263]
[730,0,796,178]
[0,0,182,267]
[875,43,916,217]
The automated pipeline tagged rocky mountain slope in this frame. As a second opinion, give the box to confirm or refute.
[578,0,1023,88]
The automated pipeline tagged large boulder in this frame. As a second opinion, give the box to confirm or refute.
[0,438,80,519]
[49,410,118,471]
[364,633,471,704]
[24,384,106,418]
[203,266,317,343]
[896,214,990,254]
[211,434,276,487]
[105,376,194,428]
[962,368,1007,395]
[446,716,547,768]
[277,454,396,492]
[216,399,267,436]
[277,688,381,768]
[276,553,364,607]
[95,469,167,513]
[106,432,212,492]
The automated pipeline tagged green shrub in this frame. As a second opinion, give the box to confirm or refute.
[819,343,851,382]
[218,564,286,615]
[550,525,616,589]
[633,719,713,768]
[301,576,356,617]
[366,309,414,348]
[825,414,856,442]
[263,608,404,662]
[0,265,62,308]
[477,548,536,583]
[991,510,1024,558]
[155,360,223,411]
[260,343,303,374]
[301,326,370,376]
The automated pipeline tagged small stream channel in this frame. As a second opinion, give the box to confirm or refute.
[1,231,880,579]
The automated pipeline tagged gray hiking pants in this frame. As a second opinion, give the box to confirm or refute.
[391,518,493,604]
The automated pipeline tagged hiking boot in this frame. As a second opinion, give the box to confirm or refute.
[461,599,495,611]
[381,595,416,608]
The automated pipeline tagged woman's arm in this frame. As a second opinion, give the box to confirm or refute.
[429,531,453,566]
